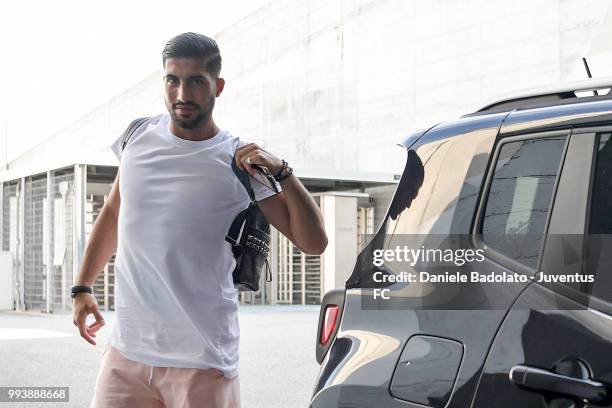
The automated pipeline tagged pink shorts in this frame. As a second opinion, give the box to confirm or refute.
[90,344,241,408]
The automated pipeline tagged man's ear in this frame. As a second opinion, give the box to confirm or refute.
[215,78,225,97]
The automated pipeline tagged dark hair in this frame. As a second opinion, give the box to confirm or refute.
[162,32,222,77]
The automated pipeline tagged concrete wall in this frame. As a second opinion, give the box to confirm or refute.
[364,183,396,230]
[321,194,359,294]
[4,0,611,187]
[1,72,165,181]
[214,0,611,176]
[0,252,13,310]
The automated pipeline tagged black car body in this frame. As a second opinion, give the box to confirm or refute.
[311,78,612,408]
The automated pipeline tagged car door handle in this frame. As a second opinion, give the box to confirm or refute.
[509,364,608,403]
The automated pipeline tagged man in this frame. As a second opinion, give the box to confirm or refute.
[72,32,327,408]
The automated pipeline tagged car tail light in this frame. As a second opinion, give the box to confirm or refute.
[316,289,345,363]
[320,305,339,345]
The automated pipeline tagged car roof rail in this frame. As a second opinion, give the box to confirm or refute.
[468,77,612,115]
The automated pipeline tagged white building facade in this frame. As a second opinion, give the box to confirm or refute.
[0,0,610,312]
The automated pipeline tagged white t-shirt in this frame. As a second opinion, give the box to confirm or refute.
[107,113,280,378]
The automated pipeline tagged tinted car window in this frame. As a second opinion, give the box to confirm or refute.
[386,130,496,236]
[589,133,612,234]
[586,133,612,305]
[482,136,568,269]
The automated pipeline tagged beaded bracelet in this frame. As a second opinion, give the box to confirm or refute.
[274,160,293,182]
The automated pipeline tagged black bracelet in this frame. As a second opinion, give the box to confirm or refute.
[274,160,293,181]
[273,160,287,178]
[71,285,92,299]
[276,165,293,182]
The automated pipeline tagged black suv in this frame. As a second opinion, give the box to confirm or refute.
[311,78,612,408]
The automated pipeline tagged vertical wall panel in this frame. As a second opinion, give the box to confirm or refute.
[50,169,75,312]
[23,175,47,311]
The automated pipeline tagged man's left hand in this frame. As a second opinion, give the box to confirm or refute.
[235,143,283,177]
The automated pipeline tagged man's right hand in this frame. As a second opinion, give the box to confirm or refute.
[72,293,105,345]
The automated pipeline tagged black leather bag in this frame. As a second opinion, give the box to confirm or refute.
[225,157,272,292]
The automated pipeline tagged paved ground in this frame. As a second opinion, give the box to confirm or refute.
[0,305,321,408]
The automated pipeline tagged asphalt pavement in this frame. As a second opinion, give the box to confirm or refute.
[0,305,321,408]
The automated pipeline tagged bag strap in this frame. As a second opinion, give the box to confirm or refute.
[121,117,150,152]
[226,154,267,248]
[225,206,250,247]
[231,153,256,202]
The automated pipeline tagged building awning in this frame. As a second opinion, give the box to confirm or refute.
[0,155,399,188]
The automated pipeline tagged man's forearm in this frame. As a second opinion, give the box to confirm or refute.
[75,206,119,286]
[279,174,327,254]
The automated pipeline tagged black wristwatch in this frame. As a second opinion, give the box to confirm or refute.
[71,285,93,299]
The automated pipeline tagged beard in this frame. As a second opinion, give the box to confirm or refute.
[168,96,215,130]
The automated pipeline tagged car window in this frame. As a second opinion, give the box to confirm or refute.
[482,136,568,269]
[585,133,612,305]
[589,133,612,234]
[385,130,495,236]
